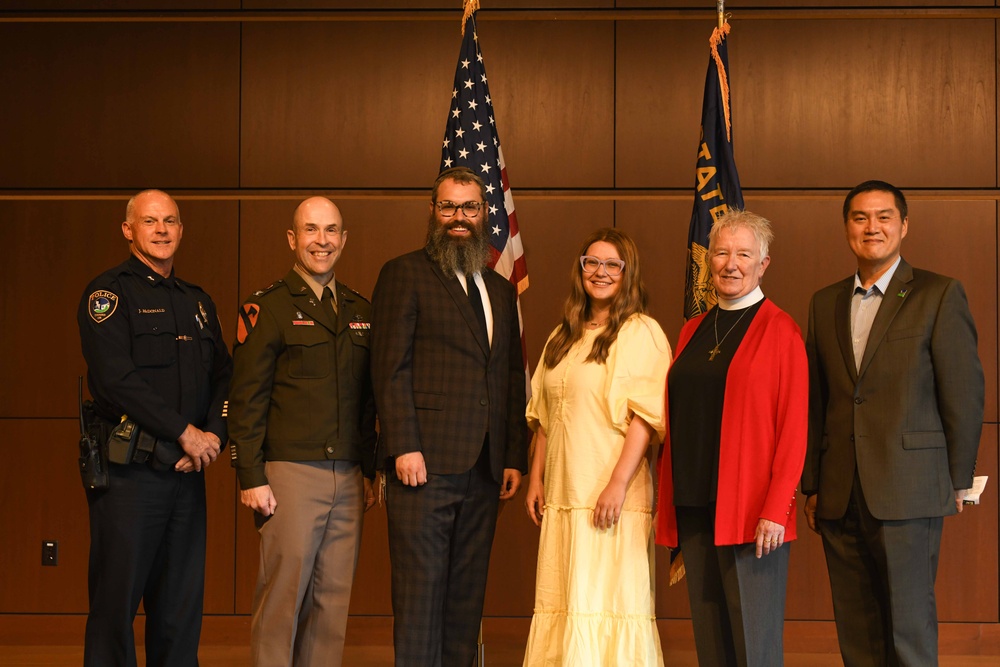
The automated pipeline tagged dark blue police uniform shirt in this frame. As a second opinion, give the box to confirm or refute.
[78,255,232,466]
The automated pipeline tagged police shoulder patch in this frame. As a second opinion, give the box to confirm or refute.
[88,290,119,323]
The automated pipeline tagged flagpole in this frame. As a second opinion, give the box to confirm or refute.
[717,0,725,30]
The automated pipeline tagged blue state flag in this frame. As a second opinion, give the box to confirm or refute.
[684,22,744,319]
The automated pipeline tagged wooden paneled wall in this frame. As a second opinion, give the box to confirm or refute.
[1,1,997,637]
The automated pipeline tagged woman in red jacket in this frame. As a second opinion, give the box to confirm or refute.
[656,210,808,667]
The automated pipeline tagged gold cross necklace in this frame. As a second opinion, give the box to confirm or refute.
[709,306,750,361]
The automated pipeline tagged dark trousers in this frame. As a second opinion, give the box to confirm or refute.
[676,506,789,667]
[819,476,943,667]
[84,462,207,667]
[385,444,500,667]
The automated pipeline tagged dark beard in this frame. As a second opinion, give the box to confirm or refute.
[425,214,491,276]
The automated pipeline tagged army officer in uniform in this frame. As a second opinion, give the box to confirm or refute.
[228,196,377,667]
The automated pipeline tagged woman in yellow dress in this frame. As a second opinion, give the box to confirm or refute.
[523,228,672,666]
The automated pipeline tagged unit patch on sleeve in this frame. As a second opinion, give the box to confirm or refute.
[236,303,260,345]
[88,290,119,323]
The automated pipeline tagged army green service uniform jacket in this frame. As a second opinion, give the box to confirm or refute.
[228,268,376,490]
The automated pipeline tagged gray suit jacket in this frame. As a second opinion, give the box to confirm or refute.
[370,248,528,482]
[802,258,984,521]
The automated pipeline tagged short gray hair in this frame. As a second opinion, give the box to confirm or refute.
[708,209,773,259]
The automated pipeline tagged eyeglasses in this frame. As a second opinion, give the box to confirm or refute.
[580,256,625,276]
[435,200,484,218]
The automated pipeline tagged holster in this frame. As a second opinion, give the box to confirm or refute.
[107,418,158,465]
[106,418,139,464]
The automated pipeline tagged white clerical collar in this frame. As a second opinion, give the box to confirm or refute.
[718,286,765,311]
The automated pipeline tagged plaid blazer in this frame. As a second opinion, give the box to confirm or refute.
[370,249,527,482]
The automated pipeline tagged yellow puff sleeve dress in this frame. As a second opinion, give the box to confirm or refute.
[523,314,672,666]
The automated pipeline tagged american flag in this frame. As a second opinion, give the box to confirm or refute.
[441,9,530,374]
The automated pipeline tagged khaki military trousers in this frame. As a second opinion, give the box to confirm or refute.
[250,460,364,667]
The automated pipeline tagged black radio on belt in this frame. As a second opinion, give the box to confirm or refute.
[78,377,109,491]
[107,417,158,465]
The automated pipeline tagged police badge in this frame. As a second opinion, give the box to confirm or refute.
[88,290,119,323]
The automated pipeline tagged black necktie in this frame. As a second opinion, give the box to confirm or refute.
[467,275,488,340]
[322,286,338,325]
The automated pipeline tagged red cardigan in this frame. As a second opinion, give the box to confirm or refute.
[655,299,808,547]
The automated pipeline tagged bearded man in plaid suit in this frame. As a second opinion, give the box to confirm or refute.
[371,167,527,667]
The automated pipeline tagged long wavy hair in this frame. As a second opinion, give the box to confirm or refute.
[543,228,649,368]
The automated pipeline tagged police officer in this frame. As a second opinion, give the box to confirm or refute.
[228,196,377,667]
[77,189,232,667]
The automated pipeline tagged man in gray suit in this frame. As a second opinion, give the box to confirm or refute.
[802,180,984,666]
[371,166,527,666]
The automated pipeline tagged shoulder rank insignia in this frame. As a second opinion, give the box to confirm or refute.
[252,280,284,298]
[237,303,260,345]
[88,290,119,323]
[342,284,371,303]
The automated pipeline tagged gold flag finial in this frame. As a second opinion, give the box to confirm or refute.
[461,0,480,36]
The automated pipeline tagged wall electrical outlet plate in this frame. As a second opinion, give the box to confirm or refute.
[42,541,58,566]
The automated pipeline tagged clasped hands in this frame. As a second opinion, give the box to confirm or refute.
[174,423,222,473]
